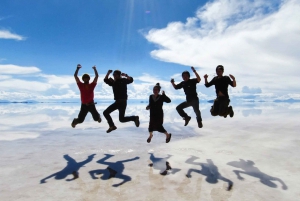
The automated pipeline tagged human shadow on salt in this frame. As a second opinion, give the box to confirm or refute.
[148,153,181,176]
[40,154,96,184]
[227,159,288,190]
[185,156,233,191]
[89,154,139,187]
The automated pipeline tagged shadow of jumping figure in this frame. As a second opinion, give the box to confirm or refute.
[89,154,139,187]
[227,159,288,190]
[185,156,233,191]
[148,153,180,176]
[40,154,96,184]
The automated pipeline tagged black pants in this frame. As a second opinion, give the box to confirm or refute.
[210,97,232,116]
[103,100,136,127]
[73,103,100,124]
[176,98,202,122]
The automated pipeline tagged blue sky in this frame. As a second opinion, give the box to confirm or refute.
[0,0,299,101]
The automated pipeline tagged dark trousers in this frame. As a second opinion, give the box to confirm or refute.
[73,103,100,124]
[210,97,232,116]
[103,100,136,127]
[176,98,202,122]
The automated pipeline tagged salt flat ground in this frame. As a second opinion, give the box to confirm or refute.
[0,101,299,201]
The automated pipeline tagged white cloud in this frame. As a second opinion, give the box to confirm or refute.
[0,29,26,40]
[0,64,40,74]
[144,0,300,96]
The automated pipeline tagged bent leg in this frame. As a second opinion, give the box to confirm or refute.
[191,99,202,122]
[176,101,190,118]
[118,101,135,123]
[103,102,118,127]
[210,99,219,116]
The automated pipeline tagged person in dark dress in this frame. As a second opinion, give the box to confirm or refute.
[171,66,203,128]
[146,83,172,143]
[71,64,101,128]
[204,65,236,118]
[103,69,140,133]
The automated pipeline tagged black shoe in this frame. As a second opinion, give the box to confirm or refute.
[184,116,191,126]
[134,116,140,127]
[229,106,234,118]
[106,126,117,133]
[71,118,77,128]
[197,121,203,128]
[98,118,102,123]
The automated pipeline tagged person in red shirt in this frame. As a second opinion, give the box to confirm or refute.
[71,64,101,128]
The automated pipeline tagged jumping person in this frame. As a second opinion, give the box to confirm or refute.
[204,65,236,118]
[146,83,172,143]
[103,70,140,133]
[71,64,101,128]
[171,66,203,128]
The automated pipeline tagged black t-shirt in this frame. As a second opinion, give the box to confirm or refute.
[175,78,199,101]
[205,76,233,98]
[104,77,133,100]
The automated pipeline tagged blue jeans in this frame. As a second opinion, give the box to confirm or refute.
[176,99,202,122]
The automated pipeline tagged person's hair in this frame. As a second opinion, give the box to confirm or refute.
[216,65,224,72]
[82,74,90,80]
[182,71,190,78]
[113,70,121,76]
[153,83,161,90]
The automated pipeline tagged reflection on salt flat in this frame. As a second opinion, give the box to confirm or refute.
[0,102,299,141]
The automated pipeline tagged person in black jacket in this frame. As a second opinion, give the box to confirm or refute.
[103,70,140,133]
[146,83,172,143]
[204,65,236,118]
[171,66,203,128]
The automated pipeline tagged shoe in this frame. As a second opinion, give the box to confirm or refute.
[184,116,191,126]
[134,116,140,127]
[229,106,234,118]
[147,135,153,143]
[106,126,117,133]
[98,116,102,123]
[166,133,172,143]
[71,118,77,128]
[197,121,203,128]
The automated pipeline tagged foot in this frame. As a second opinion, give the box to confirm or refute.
[147,135,153,143]
[106,126,117,133]
[184,116,191,126]
[166,133,172,143]
[71,119,77,128]
[197,121,203,128]
[229,106,234,118]
[134,116,140,127]
[98,117,102,123]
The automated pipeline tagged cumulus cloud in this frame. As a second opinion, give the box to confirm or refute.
[0,29,26,40]
[0,64,40,74]
[144,0,300,96]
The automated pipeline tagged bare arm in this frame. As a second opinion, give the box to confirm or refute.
[229,74,236,87]
[204,74,209,85]
[74,64,81,83]
[191,66,201,82]
[92,66,99,83]
[104,69,113,80]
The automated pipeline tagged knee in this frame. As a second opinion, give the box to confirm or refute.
[176,105,181,111]
[119,117,126,122]
[210,111,218,116]
[103,110,108,116]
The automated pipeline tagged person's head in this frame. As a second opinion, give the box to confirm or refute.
[153,83,161,95]
[113,70,121,80]
[82,74,90,83]
[216,65,224,77]
[182,71,190,81]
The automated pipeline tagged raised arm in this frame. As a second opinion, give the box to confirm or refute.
[170,78,177,89]
[204,74,214,88]
[74,64,81,83]
[104,70,113,86]
[229,74,236,87]
[92,65,99,83]
[191,66,201,82]
[121,73,133,83]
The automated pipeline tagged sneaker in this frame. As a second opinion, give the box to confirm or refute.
[134,116,140,127]
[106,126,117,133]
[71,119,77,128]
[197,121,203,128]
[229,106,234,118]
[184,116,191,126]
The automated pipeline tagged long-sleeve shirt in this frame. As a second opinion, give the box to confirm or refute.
[205,76,233,98]
[104,77,133,100]
[147,94,171,117]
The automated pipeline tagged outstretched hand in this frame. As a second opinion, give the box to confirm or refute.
[77,64,82,68]
[229,74,235,80]
[204,74,208,79]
